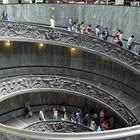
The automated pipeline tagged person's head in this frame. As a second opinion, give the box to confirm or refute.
[96,25,100,28]
[25,102,29,107]
[53,107,56,111]
[91,121,96,125]
[131,35,134,38]
[93,113,98,119]
[73,22,76,25]
[77,108,80,112]
[69,19,72,22]
[100,110,105,117]
[88,24,91,27]
[2,11,7,15]
[41,108,44,112]
[118,29,120,32]
[51,15,54,19]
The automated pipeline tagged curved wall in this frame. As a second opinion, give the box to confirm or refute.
[0,4,140,41]
[0,91,125,128]
[0,41,139,98]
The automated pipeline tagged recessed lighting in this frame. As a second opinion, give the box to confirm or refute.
[71,48,76,51]
[39,43,44,47]
[4,41,11,48]
[38,43,45,50]
[6,42,10,46]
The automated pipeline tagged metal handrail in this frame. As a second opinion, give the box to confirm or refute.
[0,21,140,76]
[0,123,140,140]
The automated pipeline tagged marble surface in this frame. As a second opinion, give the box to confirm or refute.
[0,4,139,43]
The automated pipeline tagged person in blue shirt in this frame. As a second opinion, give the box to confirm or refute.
[67,19,72,31]
[2,11,8,21]
[75,108,81,124]
[102,27,109,41]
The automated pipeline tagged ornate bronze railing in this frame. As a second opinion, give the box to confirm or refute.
[0,122,140,140]
[0,21,140,139]
[0,75,138,126]
[24,120,93,133]
[0,21,140,75]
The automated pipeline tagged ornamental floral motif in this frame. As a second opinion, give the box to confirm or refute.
[0,75,138,126]
[25,121,93,133]
[0,21,139,74]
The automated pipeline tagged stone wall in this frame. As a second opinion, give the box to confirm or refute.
[0,41,139,96]
[0,4,139,42]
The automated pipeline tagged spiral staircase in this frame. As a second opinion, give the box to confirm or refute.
[0,21,139,140]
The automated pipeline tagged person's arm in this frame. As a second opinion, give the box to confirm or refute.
[41,112,46,121]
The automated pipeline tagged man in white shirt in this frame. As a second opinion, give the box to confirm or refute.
[39,110,46,121]
[50,15,55,28]
[3,0,8,4]
[53,108,58,120]
[95,25,100,38]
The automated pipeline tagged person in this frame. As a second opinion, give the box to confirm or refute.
[91,113,99,126]
[127,35,135,50]
[77,23,81,33]
[67,19,72,31]
[96,125,102,132]
[80,21,85,34]
[72,22,77,32]
[50,15,55,28]
[86,24,92,35]
[2,0,8,4]
[113,36,119,46]
[90,121,96,131]
[101,120,109,131]
[82,113,90,126]
[25,102,33,118]
[70,112,75,123]
[1,11,8,21]
[95,25,100,38]
[63,112,69,121]
[39,110,46,121]
[60,105,66,118]
[114,29,120,37]
[75,108,81,124]
[53,107,58,120]
[118,31,123,47]
[108,117,114,129]
[102,27,109,41]
[99,110,105,125]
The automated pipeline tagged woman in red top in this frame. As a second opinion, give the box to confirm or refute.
[102,121,109,131]
[113,36,119,46]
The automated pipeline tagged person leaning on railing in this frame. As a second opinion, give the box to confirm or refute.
[1,11,8,21]
[127,35,135,50]
[39,110,46,121]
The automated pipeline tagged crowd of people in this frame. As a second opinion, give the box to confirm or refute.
[66,18,140,55]
[48,16,139,55]
[0,10,139,55]
[25,102,115,132]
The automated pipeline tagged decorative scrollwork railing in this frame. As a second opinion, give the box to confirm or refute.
[24,120,93,133]
[0,123,140,140]
[0,21,140,74]
[0,75,138,126]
